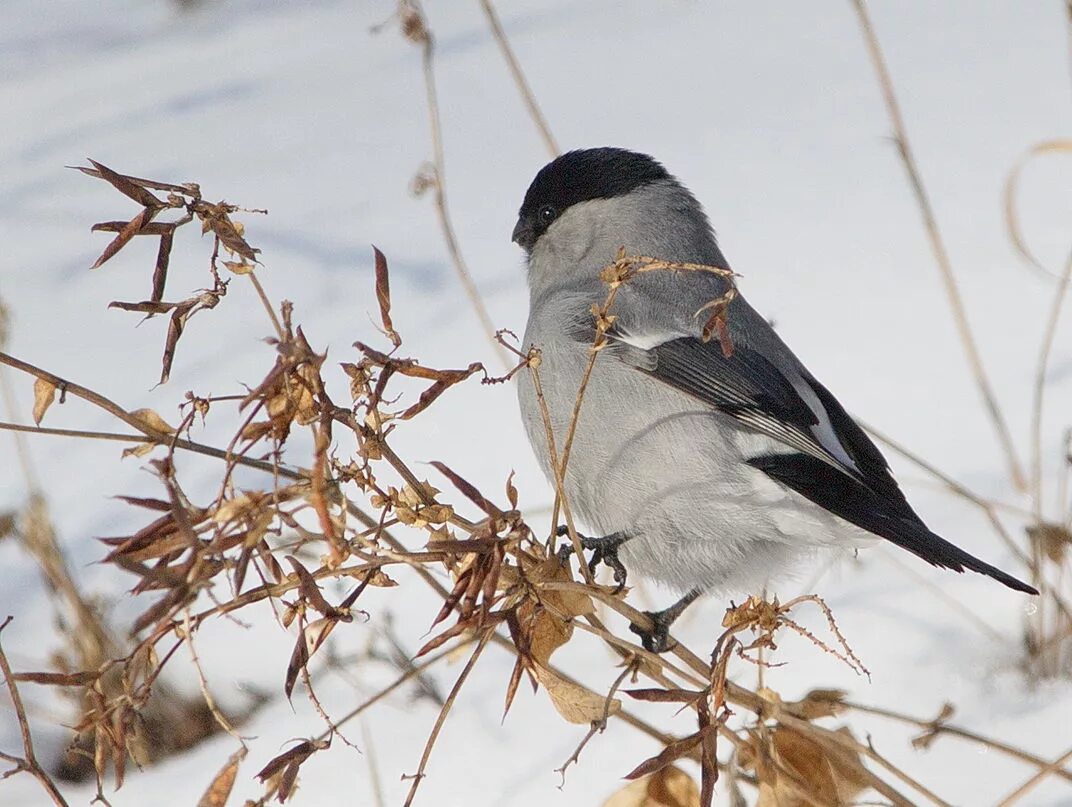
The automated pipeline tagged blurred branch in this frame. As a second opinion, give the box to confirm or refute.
[850,0,1026,491]
[0,618,71,807]
[994,744,1072,806]
[1030,249,1072,520]
[400,0,510,370]
[848,700,1072,785]
[402,628,492,807]
[477,0,560,157]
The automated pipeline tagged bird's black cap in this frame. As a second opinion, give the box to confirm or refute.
[513,147,671,249]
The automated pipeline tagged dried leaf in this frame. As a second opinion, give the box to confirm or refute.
[151,225,175,303]
[32,377,57,425]
[202,205,259,261]
[197,747,247,807]
[373,246,401,348]
[109,300,179,315]
[161,300,194,385]
[430,460,502,518]
[530,555,594,621]
[91,220,173,235]
[527,606,572,667]
[533,663,620,724]
[502,656,526,720]
[285,556,334,617]
[284,617,338,699]
[91,207,157,269]
[121,442,156,459]
[1028,522,1072,564]
[625,729,712,780]
[625,688,703,704]
[86,159,165,208]
[505,471,519,510]
[112,495,171,511]
[223,260,254,275]
[751,727,869,807]
[787,688,847,720]
[255,738,328,803]
[130,408,176,435]
[603,765,701,807]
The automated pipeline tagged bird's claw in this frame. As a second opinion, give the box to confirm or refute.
[555,526,629,592]
[630,610,677,654]
[588,547,628,592]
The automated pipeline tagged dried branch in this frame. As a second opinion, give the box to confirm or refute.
[993,744,1072,806]
[477,0,560,157]
[850,0,1026,491]
[397,0,510,370]
[0,617,71,807]
[402,627,493,807]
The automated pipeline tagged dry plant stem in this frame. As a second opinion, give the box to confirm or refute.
[408,0,510,371]
[526,359,594,583]
[359,719,387,807]
[477,0,559,157]
[850,0,1026,491]
[1067,0,1072,95]
[0,365,40,492]
[0,618,71,807]
[876,549,1003,641]
[317,643,464,742]
[993,744,1072,807]
[864,422,1037,568]
[555,661,636,781]
[551,584,928,805]
[362,531,687,751]
[246,273,284,341]
[1030,250,1072,518]
[0,351,301,479]
[358,533,685,752]
[845,700,1072,784]
[0,421,150,444]
[181,610,244,744]
[870,421,1072,624]
[0,346,958,807]
[402,627,492,807]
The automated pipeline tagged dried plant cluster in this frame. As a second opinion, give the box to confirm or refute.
[0,158,1069,807]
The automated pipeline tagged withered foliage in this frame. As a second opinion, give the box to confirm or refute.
[76,160,263,384]
[1,163,1059,807]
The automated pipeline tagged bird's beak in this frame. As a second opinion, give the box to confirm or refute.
[511,218,534,250]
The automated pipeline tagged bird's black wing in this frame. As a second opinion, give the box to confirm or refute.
[611,333,1036,594]
[617,334,901,497]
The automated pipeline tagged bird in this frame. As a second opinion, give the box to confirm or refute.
[511,147,1037,653]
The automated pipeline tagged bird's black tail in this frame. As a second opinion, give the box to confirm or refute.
[749,453,1039,595]
[897,524,1038,594]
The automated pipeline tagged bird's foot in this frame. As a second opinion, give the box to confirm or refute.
[629,589,703,654]
[555,526,629,592]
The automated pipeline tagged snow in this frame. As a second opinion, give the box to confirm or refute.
[1,0,1071,804]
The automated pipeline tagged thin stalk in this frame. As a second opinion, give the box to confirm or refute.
[850,0,1026,490]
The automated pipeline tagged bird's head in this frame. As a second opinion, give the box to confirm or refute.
[512,147,720,292]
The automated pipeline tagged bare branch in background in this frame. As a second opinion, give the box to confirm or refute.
[850,0,1027,492]
[397,0,511,371]
[0,618,71,807]
[477,0,560,158]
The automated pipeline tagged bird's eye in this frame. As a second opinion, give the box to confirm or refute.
[538,205,557,224]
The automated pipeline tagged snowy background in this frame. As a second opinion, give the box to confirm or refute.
[1,0,1071,804]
